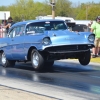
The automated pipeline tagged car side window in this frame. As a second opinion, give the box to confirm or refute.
[16,25,25,36]
[26,23,44,34]
[9,25,25,38]
[9,28,16,38]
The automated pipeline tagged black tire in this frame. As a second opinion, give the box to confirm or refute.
[0,52,15,67]
[45,61,54,66]
[78,50,91,65]
[31,49,45,71]
[44,61,54,70]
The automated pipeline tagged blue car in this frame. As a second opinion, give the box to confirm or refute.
[0,19,95,71]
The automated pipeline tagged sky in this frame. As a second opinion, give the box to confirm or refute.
[0,0,100,6]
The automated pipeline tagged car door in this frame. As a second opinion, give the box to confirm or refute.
[9,25,26,60]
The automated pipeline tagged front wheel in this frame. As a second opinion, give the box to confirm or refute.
[78,50,91,65]
[0,52,15,67]
[45,61,54,67]
[44,61,54,70]
[31,49,45,71]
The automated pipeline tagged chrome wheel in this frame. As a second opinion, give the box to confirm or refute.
[0,52,15,68]
[31,49,45,71]
[32,52,39,68]
[1,53,6,65]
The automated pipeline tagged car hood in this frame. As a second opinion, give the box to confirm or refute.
[44,30,92,45]
[45,30,90,36]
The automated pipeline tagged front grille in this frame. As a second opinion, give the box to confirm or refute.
[44,45,88,53]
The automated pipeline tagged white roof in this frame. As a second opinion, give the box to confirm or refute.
[36,16,75,22]
[75,20,95,26]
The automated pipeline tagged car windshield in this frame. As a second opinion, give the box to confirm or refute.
[26,21,67,33]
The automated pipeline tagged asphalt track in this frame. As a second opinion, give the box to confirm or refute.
[0,59,100,100]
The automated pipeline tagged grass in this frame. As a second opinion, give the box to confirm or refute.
[90,57,100,63]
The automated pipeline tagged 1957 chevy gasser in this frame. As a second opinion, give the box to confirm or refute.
[0,19,95,71]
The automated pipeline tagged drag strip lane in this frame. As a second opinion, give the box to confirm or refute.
[0,60,100,100]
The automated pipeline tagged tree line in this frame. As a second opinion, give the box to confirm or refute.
[0,0,100,22]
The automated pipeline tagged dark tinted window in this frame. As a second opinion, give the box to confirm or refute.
[26,21,67,33]
[72,24,88,32]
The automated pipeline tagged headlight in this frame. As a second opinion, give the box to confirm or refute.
[42,37,51,45]
[88,34,95,42]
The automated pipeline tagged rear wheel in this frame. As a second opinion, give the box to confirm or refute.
[78,50,91,65]
[0,52,15,67]
[31,49,45,71]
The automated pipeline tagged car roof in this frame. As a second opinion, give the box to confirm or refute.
[12,19,64,27]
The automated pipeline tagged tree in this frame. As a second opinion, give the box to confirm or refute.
[1,0,100,21]
[55,0,72,17]
[76,3,100,20]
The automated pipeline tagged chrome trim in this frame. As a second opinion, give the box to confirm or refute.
[47,49,90,53]
[42,43,94,49]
